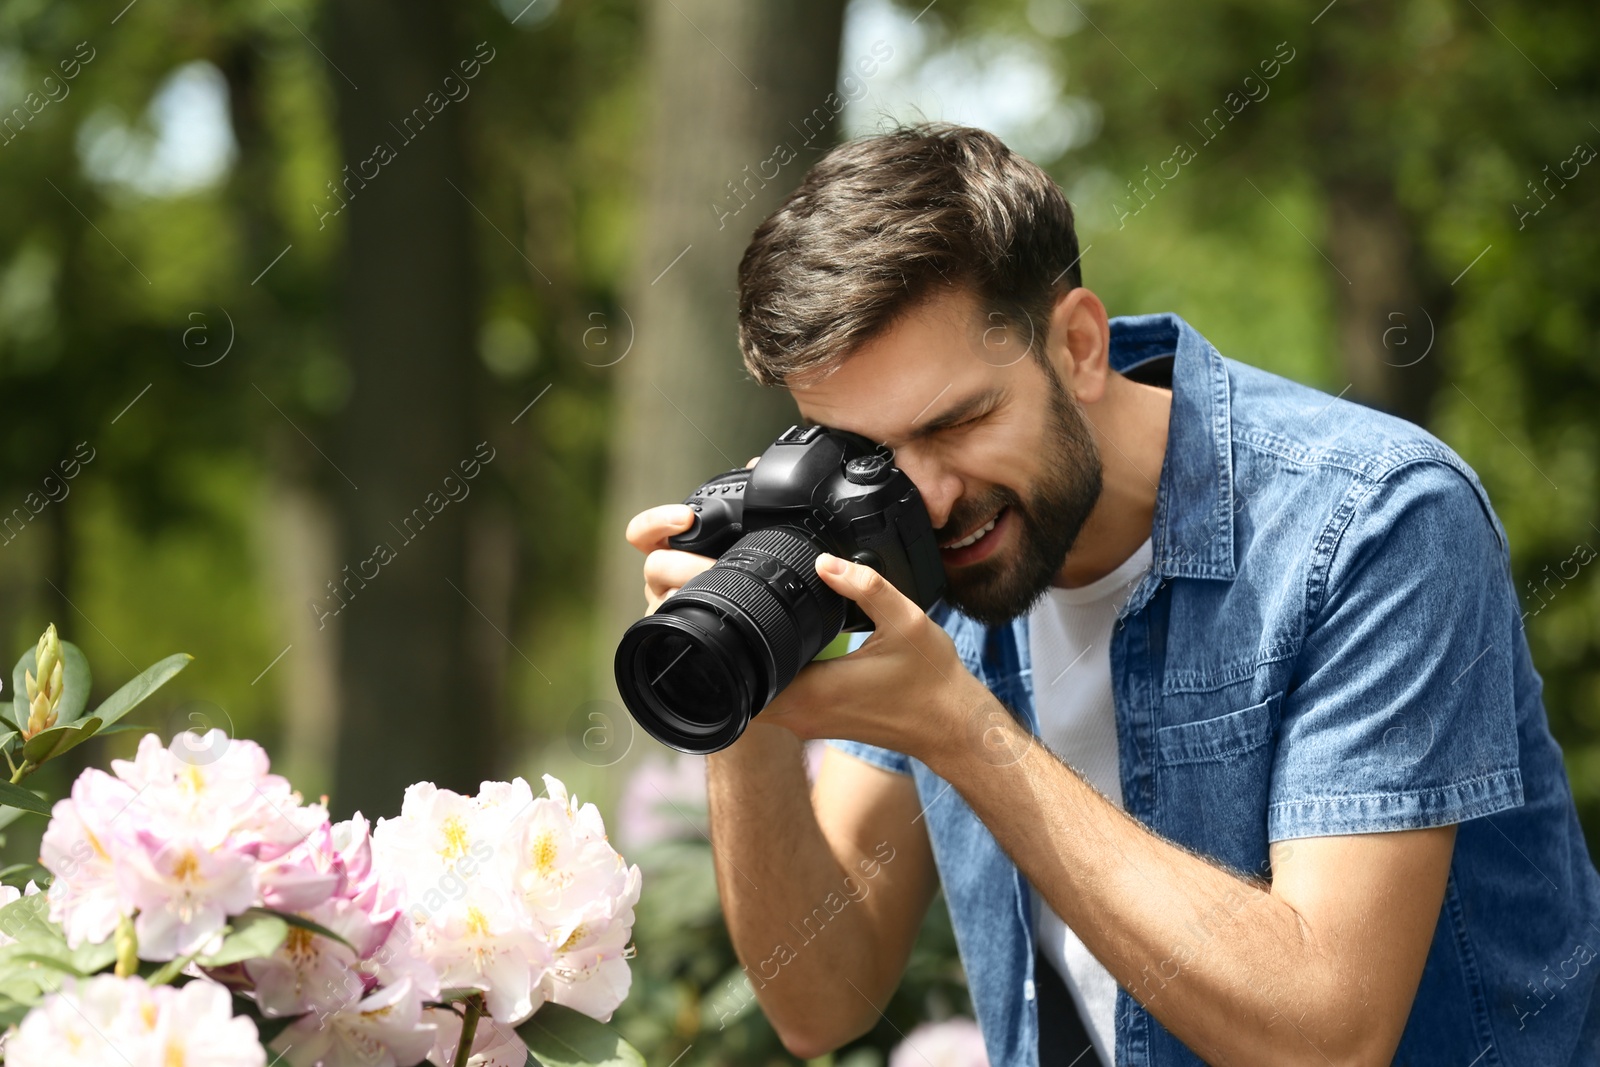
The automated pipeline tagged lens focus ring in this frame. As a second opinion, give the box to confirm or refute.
[731,526,846,637]
[684,567,802,683]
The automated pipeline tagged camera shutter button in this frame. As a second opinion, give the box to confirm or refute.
[844,454,892,485]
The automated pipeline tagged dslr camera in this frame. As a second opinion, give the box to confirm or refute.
[615,425,947,753]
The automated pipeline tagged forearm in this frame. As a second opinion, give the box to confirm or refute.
[922,711,1373,1066]
[704,723,884,1046]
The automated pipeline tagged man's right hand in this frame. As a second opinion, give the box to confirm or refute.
[624,504,715,614]
[624,456,758,614]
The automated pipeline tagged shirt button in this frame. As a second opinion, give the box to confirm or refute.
[1024,978,1036,1001]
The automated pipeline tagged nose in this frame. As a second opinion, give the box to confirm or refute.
[892,450,962,531]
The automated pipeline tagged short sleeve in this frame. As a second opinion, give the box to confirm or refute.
[824,631,913,776]
[1267,460,1525,841]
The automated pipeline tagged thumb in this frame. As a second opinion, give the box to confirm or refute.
[814,553,919,633]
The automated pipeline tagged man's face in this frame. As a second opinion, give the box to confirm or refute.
[791,287,1104,625]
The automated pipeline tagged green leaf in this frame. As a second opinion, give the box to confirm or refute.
[248,907,357,954]
[10,641,91,731]
[0,807,30,834]
[21,716,102,766]
[0,994,33,1028]
[69,936,117,976]
[0,961,65,1005]
[0,714,10,742]
[0,863,35,882]
[515,1003,645,1067]
[88,653,192,729]
[0,894,59,947]
[3,951,87,979]
[0,781,51,817]
[199,911,289,967]
[94,722,152,736]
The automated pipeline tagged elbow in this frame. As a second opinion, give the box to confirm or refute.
[775,1030,839,1062]
[771,1008,877,1061]
[1283,1016,1403,1067]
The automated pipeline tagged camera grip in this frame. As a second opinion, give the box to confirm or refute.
[667,468,749,557]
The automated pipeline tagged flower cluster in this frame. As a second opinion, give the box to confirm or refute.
[25,730,640,1067]
[40,730,329,958]
[372,775,641,1064]
[6,974,266,1067]
[247,812,438,1067]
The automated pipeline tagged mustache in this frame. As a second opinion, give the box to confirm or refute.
[934,487,1021,541]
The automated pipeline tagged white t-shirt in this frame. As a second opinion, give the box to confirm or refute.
[1027,536,1153,1067]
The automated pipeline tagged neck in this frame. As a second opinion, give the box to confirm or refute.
[1055,371,1172,588]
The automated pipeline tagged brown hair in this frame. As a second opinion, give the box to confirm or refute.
[736,123,1083,387]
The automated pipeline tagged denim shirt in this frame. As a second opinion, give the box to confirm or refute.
[828,312,1600,1066]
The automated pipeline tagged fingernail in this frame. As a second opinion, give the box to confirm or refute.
[818,554,846,575]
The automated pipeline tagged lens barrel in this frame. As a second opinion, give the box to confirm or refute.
[615,526,846,753]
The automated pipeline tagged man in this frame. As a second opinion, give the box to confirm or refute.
[624,124,1600,1066]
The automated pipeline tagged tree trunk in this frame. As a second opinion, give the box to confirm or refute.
[326,0,487,817]
[595,0,848,711]
[1308,8,1447,426]
[259,443,341,798]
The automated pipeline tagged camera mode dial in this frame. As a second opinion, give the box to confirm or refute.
[844,453,893,485]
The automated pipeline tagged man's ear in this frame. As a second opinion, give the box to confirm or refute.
[1045,288,1112,404]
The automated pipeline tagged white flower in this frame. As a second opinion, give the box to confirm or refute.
[373,783,546,1024]
[272,975,436,1067]
[536,863,641,1023]
[370,775,639,1028]
[419,884,550,1023]
[6,975,265,1067]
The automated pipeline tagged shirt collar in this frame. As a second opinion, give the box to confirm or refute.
[1107,312,1237,585]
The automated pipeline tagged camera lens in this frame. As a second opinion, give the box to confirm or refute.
[615,527,846,753]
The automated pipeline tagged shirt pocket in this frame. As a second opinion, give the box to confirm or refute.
[1156,697,1275,764]
[1153,695,1279,873]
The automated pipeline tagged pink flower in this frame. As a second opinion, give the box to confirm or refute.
[616,754,705,851]
[256,820,344,913]
[245,896,380,1017]
[271,974,436,1067]
[40,731,340,961]
[118,828,257,959]
[889,1018,990,1067]
[40,769,133,948]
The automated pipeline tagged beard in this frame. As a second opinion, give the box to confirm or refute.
[934,370,1103,626]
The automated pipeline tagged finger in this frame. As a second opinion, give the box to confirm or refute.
[645,549,715,595]
[625,504,696,552]
[814,553,923,634]
[746,456,761,468]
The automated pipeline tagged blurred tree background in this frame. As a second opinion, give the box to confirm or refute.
[0,0,1595,1063]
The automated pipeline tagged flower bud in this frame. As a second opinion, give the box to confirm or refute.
[22,624,63,739]
[114,914,138,978]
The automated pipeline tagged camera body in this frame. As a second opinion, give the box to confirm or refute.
[669,424,947,632]
[614,424,946,753]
